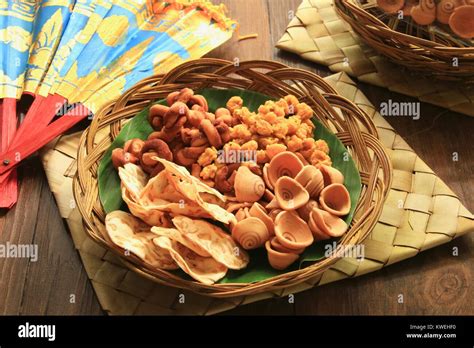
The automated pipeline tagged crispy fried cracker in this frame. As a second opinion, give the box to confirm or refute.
[151,226,211,257]
[153,236,227,285]
[105,211,178,270]
[172,216,249,270]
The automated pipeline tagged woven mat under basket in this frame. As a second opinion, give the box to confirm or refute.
[40,72,474,315]
[276,0,474,117]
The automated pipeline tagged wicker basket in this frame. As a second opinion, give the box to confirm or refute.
[335,0,474,83]
[73,58,392,298]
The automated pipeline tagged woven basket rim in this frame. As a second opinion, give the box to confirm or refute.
[73,58,392,298]
[337,0,474,51]
[334,0,474,82]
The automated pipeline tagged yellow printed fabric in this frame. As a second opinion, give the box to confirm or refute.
[1,0,235,105]
[34,0,112,97]
[0,0,37,99]
[23,0,75,94]
[53,0,236,112]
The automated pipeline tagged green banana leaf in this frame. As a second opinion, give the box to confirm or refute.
[98,88,362,284]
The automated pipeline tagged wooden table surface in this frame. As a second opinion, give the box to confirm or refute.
[0,0,472,315]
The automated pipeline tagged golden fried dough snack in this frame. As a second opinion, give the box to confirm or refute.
[119,162,234,227]
[154,158,236,225]
[151,226,211,257]
[105,211,178,270]
[153,236,227,285]
[172,216,249,270]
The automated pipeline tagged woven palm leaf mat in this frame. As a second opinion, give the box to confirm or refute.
[39,72,474,315]
[276,0,474,117]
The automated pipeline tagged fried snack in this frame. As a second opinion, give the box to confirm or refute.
[139,139,173,175]
[112,148,138,169]
[105,211,178,270]
[146,89,221,165]
[119,164,228,223]
[153,236,227,285]
[118,163,148,201]
[142,170,186,203]
[196,94,332,191]
[122,185,172,227]
[155,156,225,200]
[108,89,344,275]
[114,89,332,199]
[151,226,211,257]
[140,188,212,217]
[154,157,236,225]
[172,216,249,270]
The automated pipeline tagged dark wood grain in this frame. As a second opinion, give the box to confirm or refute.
[0,0,472,316]
[0,158,103,315]
[208,0,272,61]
